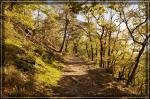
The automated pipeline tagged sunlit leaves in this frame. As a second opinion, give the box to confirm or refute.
[67,1,83,14]
[82,4,105,16]
[108,4,122,12]
[5,10,34,29]
[89,4,105,15]
[97,19,117,32]
[127,10,140,18]
[48,12,59,22]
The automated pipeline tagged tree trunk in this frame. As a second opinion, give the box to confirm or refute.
[73,43,78,54]
[99,27,104,67]
[99,38,103,67]
[87,14,94,61]
[59,12,69,53]
[88,29,94,61]
[103,32,107,68]
[65,37,69,52]
[126,40,147,86]
[108,31,111,68]
[91,43,94,61]
[86,43,90,61]
[95,43,98,63]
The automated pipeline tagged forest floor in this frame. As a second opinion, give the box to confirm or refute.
[53,55,137,97]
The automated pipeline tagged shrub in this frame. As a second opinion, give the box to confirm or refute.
[14,55,35,72]
[42,51,55,64]
[3,65,34,96]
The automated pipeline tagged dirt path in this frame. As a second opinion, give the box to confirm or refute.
[53,55,137,97]
[62,55,91,76]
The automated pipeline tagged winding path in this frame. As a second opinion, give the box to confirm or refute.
[53,55,137,97]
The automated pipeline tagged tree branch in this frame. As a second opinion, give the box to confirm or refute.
[121,9,148,45]
[75,24,89,35]
[132,17,148,33]
[124,20,143,45]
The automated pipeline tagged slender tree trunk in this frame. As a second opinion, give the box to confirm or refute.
[99,27,104,67]
[108,9,112,69]
[103,32,107,68]
[91,43,94,61]
[99,38,103,67]
[87,14,94,61]
[126,40,147,86]
[65,37,69,52]
[108,31,111,68]
[86,43,90,61]
[73,43,78,54]
[112,58,115,77]
[88,32,94,61]
[59,12,69,53]
[88,29,94,61]
[95,43,98,63]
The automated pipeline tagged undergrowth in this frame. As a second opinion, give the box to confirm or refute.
[3,30,63,96]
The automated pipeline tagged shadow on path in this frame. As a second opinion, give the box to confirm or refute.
[53,69,137,97]
[52,55,137,97]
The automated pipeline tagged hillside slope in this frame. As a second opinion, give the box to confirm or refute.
[3,25,63,96]
[3,31,138,97]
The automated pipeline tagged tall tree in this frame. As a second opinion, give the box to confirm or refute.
[119,4,149,86]
[59,10,69,53]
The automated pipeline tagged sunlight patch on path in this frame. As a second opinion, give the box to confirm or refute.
[63,64,88,76]
[62,55,90,76]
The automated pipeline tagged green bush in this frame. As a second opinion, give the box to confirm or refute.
[42,51,55,64]
[14,55,35,72]
[4,66,34,96]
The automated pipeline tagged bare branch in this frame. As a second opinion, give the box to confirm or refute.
[124,20,143,45]
[132,17,148,33]
[121,9,145,45]
[75,24,89,36]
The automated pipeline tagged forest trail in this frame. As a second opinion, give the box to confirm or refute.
[62,55,91,76]
[53,55,137,97]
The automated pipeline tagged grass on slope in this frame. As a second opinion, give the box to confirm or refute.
[3,30,63,96]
